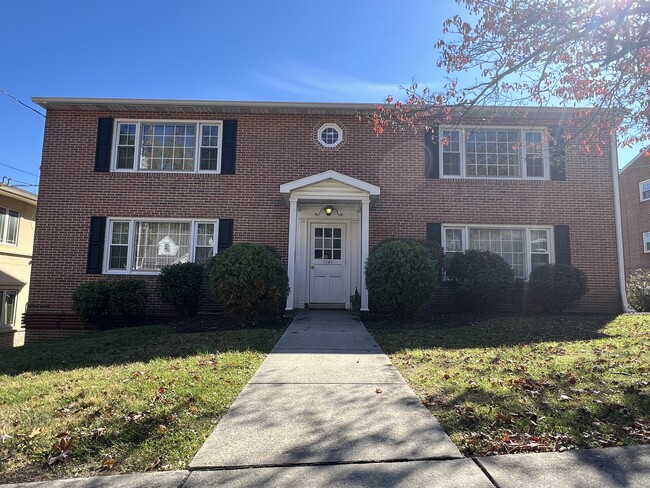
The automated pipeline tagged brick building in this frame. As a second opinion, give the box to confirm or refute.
[25,98,625,341]
[619,151,650,279]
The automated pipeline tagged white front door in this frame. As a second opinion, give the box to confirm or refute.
[309,224,346,304]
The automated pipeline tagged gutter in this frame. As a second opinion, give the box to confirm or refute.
[611,134,631,312]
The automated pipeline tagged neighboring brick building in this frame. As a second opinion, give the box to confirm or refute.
[25,98,624,341]
[619,151,650,279]
[0,185,36,348]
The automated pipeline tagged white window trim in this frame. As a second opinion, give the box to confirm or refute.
[644,232,650,253]
[0,289,18,328]
[439,126,550,180]
[639,179,650,202]
[103,218,220,275]
[442,224,554,280]
[0,207,20,247]
[317,123,343,148]
[111,119,224,174]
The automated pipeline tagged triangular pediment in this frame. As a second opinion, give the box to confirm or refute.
[280,170,380,203]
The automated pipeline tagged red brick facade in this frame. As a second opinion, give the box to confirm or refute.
[25,100,622,341]
[619,152,650,279]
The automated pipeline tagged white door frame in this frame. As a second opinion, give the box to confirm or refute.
[280,171,380,312]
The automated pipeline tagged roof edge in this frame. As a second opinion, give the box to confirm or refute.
[0,184,38,204]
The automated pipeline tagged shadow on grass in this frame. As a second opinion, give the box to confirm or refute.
[0,323,285,376]
[370,314,618,353]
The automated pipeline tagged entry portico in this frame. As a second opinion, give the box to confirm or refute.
[280,170,380,311]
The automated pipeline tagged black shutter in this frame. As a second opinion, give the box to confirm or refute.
[424,127,440,178]
[218,219,234,252]
[550,126,566,181]
[221,120,237,174]
[87,216,107,274]
[554,225,571,265]
[94,118,114,172]
[426,223,442,245]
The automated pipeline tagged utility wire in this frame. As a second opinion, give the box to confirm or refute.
[0,163,39,177]
[0,88,45,118]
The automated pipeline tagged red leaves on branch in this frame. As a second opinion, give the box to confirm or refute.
[372,0,650,150]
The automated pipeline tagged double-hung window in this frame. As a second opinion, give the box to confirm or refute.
[0,290,17,327]
[644,233,650,253]
[640,180,650,202]
[113,120,223,173]
[0,207,20,245]
[440,127,549,179]
[442,225,552,279]
[105,219,218,274]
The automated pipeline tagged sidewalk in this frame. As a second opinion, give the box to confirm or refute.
[3,310,649,487]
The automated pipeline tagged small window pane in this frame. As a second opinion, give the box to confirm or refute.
[195,223,215,265]
[445,229,463,253]
[6,210,19,245]
[2,290,16,327]
[641,181,650,201]
[333,250,341,259]
[116,123,137,169]
[644,233,650,253]
[109,245,128,270]
[320,127,340,146]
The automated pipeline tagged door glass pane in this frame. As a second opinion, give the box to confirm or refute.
[314,227,342,260]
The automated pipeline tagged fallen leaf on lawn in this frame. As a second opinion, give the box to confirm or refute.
[157,425,169,434]
[375,388,382,394]
[148,456,164,471]
[29,428,42,438]
[0,434,12,443]
[100,454,116,471]
[442,373,450,380]
[55,432,70,438]
[559,394,572,401]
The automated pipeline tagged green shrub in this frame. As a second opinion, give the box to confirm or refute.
[445,250,515,311]
[111,279,149,318]
[208,243,289,325]
[72,279,148,329]
[528,264,588,312]
[626,270,650,312]
[157,262,205,318]
[365,239,439,319]
[72,281,114,328]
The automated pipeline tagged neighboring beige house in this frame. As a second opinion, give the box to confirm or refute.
[0,185,36,348]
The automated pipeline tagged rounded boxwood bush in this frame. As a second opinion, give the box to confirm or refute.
[445,250,515,311]
[208,243,289,325]
[157,262,205,318]
[528,263,588,312]
[365,239,439,320]
[72,281,114,328]
[626,269,650,312]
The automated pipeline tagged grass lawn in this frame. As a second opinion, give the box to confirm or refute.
[370,314,650,456]
[0,322,284,483]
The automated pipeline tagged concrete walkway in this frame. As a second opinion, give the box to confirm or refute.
[3,310,650,487]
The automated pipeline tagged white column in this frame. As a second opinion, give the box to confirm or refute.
[361,199,370,311]
[285,198,298,310]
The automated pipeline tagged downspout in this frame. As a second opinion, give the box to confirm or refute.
[611,134,631,312]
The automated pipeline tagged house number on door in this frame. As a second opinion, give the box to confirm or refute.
[322,259,333,264]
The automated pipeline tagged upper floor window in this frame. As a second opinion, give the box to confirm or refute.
[644,232,650,253]
[640,180,650,202]
[113,120,222,173]
[442,225,552,279]
[0,207,19,245]
[440,127,549,179]
[318,123,343,148]
[105,218,218,274]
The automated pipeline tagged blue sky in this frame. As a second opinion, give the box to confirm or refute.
[0,0,640,192]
